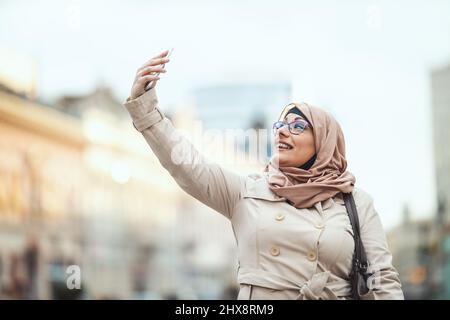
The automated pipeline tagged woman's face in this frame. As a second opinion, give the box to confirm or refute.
[273,112,316,167]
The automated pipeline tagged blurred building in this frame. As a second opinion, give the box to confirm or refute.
[0,48,37,100]
[387,205,440,299]
[432,64,450,224]
[431,63,450,299]
[0,82,191,299]
[386,62,450,300]
[0,74,260,299]
[192,83,291,162]
[0,85,87,299]
[54,86,129,120]
[192,83,292,130]
[0,47,288,300]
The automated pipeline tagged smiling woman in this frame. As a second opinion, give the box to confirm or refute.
[122,50,404,300]
[265,102,356,209]
[272,107,316,168]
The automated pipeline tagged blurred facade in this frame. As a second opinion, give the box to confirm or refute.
[0,73,259,299]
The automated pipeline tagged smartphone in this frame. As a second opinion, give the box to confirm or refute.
[145,48,174,91]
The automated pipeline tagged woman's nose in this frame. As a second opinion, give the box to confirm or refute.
[276,125,290,137]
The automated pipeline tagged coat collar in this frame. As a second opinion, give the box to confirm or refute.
[322,193,345,210]
[243,173,286,202]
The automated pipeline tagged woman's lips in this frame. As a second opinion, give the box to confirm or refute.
[277,142,293,151]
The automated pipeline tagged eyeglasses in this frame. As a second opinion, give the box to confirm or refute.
[272,119,309,135]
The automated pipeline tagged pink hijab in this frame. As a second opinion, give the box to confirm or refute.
[264,102,355,209]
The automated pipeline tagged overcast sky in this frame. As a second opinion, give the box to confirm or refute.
[1,0,450,229]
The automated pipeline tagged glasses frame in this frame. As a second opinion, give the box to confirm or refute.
[272,119,309,136]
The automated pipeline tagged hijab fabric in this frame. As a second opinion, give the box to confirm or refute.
[264,102,355,209]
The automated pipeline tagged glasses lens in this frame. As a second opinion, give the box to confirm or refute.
[289,120,308,134]
[273,121,285,134]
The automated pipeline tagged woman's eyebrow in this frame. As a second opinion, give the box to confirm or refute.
[285,115,304,121]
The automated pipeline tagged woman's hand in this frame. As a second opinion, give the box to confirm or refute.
[129,50,171,100]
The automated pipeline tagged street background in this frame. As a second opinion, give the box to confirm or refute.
[0,0,449,299]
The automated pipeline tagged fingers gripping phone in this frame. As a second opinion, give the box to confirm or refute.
[145,48,174,91]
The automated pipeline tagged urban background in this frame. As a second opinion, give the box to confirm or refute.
[0,0,449,299]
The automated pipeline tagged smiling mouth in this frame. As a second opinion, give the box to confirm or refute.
[277,142,293,150]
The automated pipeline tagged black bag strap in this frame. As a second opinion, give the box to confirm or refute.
[343,192,370,298]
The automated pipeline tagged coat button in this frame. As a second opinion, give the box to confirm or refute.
[315,223,324,229]
[275,213,285,221]
[270,246,280,256]
[307,251,317,261]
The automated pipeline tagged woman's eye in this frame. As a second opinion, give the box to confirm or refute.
[293,122,306,129]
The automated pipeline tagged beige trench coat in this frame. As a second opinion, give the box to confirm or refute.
[123,88,404,300]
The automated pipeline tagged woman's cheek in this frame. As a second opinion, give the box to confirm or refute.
[271,153,282,167]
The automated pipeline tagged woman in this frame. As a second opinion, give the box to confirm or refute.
[123,50,404,300]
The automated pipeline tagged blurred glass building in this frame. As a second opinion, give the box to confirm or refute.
[192,83,291,162]
[193,83,292,130]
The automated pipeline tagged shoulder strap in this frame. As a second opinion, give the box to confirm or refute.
[342,193,369,274]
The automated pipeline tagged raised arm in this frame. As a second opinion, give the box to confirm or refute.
[123,51,246,219]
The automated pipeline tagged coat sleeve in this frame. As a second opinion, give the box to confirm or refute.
[355,189,405,300]
[123,88,246,219]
